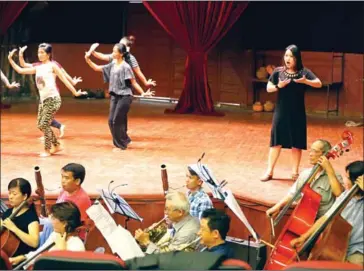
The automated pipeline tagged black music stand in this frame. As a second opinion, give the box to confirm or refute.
[99,189,143,230]
[0,199,8,217]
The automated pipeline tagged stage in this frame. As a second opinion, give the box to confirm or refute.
[1,98,362,207]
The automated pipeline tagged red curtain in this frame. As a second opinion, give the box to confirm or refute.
[0,1,28,35]
[143,1,248,115]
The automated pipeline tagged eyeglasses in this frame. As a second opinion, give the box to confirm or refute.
[164,207,178,213]
[309,149,323,154]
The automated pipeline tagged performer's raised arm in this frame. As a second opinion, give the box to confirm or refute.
[8,49,36,75]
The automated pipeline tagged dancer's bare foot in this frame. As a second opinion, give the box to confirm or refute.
[59,125,66,138]
[50,144,63,154]
[39,151,51,157]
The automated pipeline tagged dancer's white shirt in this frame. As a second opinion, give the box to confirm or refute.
[34,62,60,103]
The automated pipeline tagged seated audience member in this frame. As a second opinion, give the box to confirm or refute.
[135,191,200,254]
[39,163,91,246]
[198,208,234,258]
[9,201,85,268]
[1,178,39,257]
[186,164,214,219]
[291,160,364,266]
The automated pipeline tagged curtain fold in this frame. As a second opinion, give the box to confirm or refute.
[143,1,249,115]
[0,1,28,35]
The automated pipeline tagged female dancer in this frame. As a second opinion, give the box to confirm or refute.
[260,44,322,182]
[9,201,85,268]
[18,45,83,139]
[8,43,86,157]
[90,35,156,89]
[85,43,154,150]
[1,178,40,258]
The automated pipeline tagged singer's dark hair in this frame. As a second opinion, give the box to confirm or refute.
[8,178,37,213]
[201,208,230,240]
[62,163,86,185]
[50,201,82,233]
[283,44,303,71]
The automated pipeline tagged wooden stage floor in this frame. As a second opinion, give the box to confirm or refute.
[1,98,363,207]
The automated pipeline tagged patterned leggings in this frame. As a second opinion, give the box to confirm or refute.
[37,96,62,150]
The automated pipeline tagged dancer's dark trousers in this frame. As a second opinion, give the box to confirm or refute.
[108,94,132,149]
[51,119,62,129]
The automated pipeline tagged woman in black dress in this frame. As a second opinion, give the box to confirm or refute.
[260,45,322,182]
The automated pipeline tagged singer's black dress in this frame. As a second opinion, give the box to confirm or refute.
[268,67,319,150]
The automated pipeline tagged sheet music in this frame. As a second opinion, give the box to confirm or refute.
[107,225,145,260]
[86,201,117,237]
[86,201,145,260]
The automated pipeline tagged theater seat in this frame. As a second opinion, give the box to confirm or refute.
[0,250,12,270]
[33,251,126,270]
[219,259,252,270]
[284,261,363,270]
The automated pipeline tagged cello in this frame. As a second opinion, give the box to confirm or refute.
[300,175,363,261]
[264,130,354,270]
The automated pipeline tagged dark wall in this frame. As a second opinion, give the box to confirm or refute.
[8,2,364,52]
[224,1,364,53]
[15,1,128,44]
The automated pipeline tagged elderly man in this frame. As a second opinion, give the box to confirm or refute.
[135,191,200,254]
[291,161,364,266]
[186,164,213,219]
[266,139,344,220]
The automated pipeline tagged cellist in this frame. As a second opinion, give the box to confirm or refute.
[1,178,40,256]
[266,139,344,219]
[291,160,364,266]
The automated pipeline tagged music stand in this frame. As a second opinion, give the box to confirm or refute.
[0,199,8,217]
[98,189,143,230]
[196,157,259,241]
